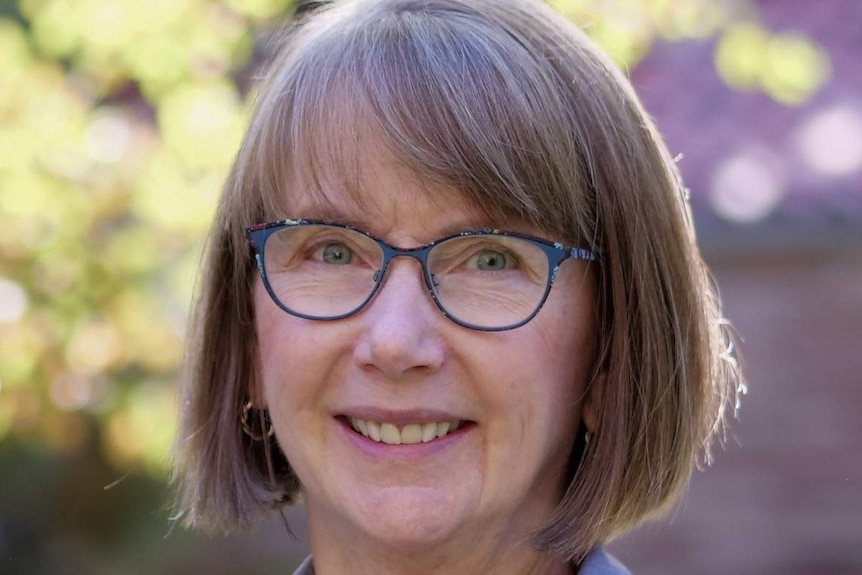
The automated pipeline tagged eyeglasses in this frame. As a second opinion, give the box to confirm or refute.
[246,220,597,332]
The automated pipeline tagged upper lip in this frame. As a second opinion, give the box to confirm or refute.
[336,407,470,425]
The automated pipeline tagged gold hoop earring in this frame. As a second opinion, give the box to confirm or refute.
[240,400,274,440]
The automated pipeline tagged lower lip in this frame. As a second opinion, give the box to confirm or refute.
[336,418,473,461]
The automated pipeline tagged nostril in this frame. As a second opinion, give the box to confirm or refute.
[353,301,447,377]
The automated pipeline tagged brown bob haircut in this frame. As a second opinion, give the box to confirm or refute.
[173,0,743,562]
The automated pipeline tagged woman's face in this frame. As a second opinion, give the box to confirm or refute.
[254,151,598,557]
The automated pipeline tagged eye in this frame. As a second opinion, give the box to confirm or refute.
[473,249,511,271]
[317,242,354,265]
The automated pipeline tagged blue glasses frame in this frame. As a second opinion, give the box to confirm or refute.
[246,219,597,331]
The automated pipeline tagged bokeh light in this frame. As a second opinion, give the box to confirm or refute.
[716,23,829,103]
[0,279,28,324]
[795,105,862,179]
[709,151,786,224]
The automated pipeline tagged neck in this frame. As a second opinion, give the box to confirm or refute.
[306,520,572,575]
[310,549,571,575]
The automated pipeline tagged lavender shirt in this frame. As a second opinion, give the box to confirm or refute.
[291,547,632,575]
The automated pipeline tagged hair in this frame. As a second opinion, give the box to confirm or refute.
[172,0,743,562]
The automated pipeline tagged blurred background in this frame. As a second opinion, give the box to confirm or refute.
[0,0,859,573]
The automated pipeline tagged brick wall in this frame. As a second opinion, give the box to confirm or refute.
[610,249,862,575]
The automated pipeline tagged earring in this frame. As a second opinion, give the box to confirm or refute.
[240,399,274,440]
[572,423,591,475]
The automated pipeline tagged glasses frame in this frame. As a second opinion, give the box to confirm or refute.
[246,219,597,332]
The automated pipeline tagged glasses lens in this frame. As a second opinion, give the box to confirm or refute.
[428,234,550,329]
[262,225,383,318]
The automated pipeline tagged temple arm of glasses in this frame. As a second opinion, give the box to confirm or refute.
[569,247,598,262]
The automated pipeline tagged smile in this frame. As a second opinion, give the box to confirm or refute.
[348,418,464,445]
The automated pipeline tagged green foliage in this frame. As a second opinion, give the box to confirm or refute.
[715,23,830,105]
[551,0,725,67]
[551,0,831,102]
[0,0,292,474]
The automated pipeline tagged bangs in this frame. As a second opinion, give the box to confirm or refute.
[251,0,597,243]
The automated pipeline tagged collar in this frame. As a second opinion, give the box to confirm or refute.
[290,547,632,575]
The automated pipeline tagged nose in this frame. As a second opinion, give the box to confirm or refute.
[352,258,446,379]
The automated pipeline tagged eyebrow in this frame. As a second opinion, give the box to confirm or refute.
[291,205,505,239]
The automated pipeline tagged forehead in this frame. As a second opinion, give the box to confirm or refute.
[282,136,505,241]
[268,96,529,238]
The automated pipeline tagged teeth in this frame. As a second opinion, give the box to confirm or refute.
[379,423,401,445]
[366,420,381,442]
[355,418,368,436]
[349,418,463,445]
[435,421,450,438]
[400,424,422,444]
[421,422,437,443]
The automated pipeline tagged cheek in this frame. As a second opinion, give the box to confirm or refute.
[507,317,593,402]
[537,278,598,399]
[474,327,587,454]
[254,282,307,407]
[255,280,317,365]
[253,281,352,417]
[508,304,596,438]
[254,285,285,382]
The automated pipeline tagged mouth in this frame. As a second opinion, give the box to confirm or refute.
[344,417,467,445]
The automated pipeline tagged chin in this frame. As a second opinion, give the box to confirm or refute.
[349,486,476,549]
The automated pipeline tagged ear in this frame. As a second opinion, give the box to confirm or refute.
[581,371,604,433]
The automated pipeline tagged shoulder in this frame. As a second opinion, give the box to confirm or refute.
[291,550,631,575]
[579,548,633,575]
[292,556,315,575]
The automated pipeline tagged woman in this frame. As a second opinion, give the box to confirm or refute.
[172,0,742,573]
